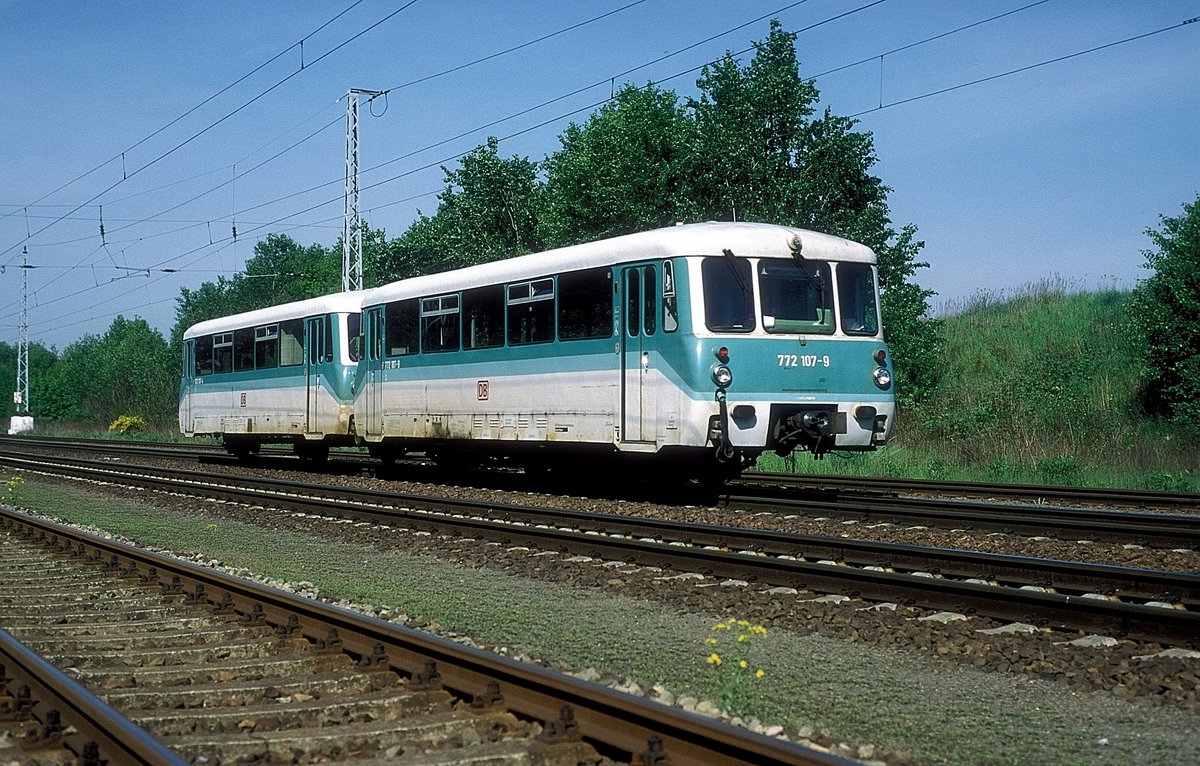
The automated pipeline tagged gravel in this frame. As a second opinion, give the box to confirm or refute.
[5,457,1200,766]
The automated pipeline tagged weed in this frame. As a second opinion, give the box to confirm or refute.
[4,475,23,504]
[705,617,768,720]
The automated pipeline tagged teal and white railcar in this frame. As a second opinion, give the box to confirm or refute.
[179,292,363,460]
[356,221,894,478]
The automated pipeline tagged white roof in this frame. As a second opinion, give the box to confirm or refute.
[183,291,363,340]
[362,221,875,306]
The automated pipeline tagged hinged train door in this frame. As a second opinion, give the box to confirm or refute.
[304,316,325,434]
[363,306,385,437]
[619,263,660,444]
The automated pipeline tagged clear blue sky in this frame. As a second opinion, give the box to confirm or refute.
[2,0,1197,350]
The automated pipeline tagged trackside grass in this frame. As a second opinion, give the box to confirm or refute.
[765,286,1198,493]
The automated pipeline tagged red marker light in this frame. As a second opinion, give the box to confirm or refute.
[716,346,730,363]
[874,349,887,365]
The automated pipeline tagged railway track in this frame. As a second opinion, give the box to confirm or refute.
[4,449,1197,647]
[0,506,849,766]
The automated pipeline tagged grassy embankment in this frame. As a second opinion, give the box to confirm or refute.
[762,285,1198,492]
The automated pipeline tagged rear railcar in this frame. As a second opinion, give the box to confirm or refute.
[179,293,364,460]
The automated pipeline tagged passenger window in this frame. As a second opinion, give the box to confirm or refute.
[279,319,304,366]
[233,328,254,372]
[422,294,460,353]
[462,286,504,349]
[254,325,279,369]
[507,278,554,345]
[213,333,233,373]
[558,267,612,341]
[385,299,419,356]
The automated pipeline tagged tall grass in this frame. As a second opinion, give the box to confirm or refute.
[768,283,1198,492]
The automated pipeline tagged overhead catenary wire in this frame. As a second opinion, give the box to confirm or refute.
[0,0,420,266]
[5,7,1194,338]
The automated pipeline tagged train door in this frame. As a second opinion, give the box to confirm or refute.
[304,315,325,434]
[619,263,660,444]
[363,306,385,437]
[181,340,193,432]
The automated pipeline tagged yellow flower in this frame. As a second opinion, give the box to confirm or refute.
[705,637,718,645]
[737,634,747,643]
[706,653,722,666]
[739,660,748,669]
[755,669,765,678]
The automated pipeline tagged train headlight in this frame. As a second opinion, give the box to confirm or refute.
[712,364,733,389]
[872,366,892,390]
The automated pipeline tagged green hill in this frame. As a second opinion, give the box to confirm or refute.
[771,286,1199,492]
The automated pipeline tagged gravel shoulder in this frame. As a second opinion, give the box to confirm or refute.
[5,473,1200,766]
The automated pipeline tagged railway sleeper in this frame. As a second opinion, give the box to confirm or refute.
[157,709,528,764]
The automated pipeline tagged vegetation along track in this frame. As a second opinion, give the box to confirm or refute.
[0,506,848,766]
[3,449,1197,648]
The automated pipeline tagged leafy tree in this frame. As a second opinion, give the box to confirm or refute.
[45,317,177,427]
[172,233,339,347]
[687,20,939,403]
[541,84,693,247]
[1129,195,1200,427]
[378,139,542,283]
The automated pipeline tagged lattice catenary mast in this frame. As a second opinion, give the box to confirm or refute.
[10,246,33,434]
[343,88,386,292]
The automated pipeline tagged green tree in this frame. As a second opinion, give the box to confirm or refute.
[688,20,939,403]
[1129,195,1200,427]
[172,234,339,347]
[46,317,176,427]
[0,341,58,420]
[541,84,693,247]
[379,139,542,283]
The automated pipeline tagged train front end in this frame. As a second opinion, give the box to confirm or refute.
[684,227,895,468]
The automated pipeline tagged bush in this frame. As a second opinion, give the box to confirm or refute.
[109,415,146,435]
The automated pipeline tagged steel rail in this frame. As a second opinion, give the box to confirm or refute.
[0,506,856,766]
[738,471,1200,510]
[719,488,1200,548]
[4,451,1198,646]
[0,627,188,765]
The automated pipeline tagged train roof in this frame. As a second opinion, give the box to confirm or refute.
[183,291,363,340]
[362,221,875,307]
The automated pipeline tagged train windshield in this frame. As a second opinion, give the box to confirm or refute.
[837,263,879,335]
[702,255,756,332]
[759,260,834,334]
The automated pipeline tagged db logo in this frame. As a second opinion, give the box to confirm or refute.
[477,380,489,401]
[240,392,247,408]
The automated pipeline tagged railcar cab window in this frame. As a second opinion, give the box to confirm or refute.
[702,255,755,332]
[837,263,879,335]
[508,278,554,345]
[463,286,504,349]
[558,267,612,341]
[422,294,460,353]
[194,335,214,376]
[233,328,255,371]
[385,299,419,356]
[760,260,834,334]
[662,260,679,333]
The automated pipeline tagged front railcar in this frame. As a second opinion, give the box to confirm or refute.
[679,231,894,468]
